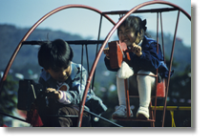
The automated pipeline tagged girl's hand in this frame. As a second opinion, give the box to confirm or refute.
[46,88,62,100]
[130,43,142,57]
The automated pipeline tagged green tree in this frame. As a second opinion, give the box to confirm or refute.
[0,75,18,126]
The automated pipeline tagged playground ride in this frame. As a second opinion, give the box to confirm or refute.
[0,1,191,127]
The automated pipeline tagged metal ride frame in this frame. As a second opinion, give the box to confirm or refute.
[0,1,191,127]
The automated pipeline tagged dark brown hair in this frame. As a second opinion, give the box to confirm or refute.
[38,39,73,71]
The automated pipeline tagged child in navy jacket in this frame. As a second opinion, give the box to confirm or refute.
[104,16,171,119]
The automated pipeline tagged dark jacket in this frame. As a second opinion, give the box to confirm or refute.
[104,36,173,78]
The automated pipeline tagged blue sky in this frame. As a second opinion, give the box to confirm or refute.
[0,0,191,46]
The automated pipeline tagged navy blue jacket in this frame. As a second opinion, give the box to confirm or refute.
[104,36,173,78]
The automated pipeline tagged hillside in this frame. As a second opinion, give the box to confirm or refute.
[0,24,191,86]
[0,24,113,87]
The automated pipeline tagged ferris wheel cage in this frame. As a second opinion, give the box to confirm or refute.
[0,0,191,127]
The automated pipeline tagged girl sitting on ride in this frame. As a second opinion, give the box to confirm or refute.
[104,15,171,119]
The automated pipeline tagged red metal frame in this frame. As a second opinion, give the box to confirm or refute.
[162,10,181,127]
[78,0,191,127]
[0,4,115,127]
[0,1,191,127]
[0,5,115,95]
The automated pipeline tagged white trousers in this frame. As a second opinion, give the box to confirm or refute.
[116,70,156,109]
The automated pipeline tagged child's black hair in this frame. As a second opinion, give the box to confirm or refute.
[117,15,148,37]
[38,39,73,71]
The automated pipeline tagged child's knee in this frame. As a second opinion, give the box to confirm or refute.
[136,70,155,82]
[137,70,150,80]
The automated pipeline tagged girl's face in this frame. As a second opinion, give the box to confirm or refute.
[118,25,136,46]
[46,64,71,82]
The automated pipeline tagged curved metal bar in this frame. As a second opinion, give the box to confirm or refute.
[78,0,191,127]
[0,4,116,95]
[162,10,181,127]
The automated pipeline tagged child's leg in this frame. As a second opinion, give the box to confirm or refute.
[112,76,133,117]
[136,70,156,119]
[116,76,126,106]
[56,106,89,127]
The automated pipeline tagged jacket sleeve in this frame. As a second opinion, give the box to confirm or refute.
[61,64,88,105]
[137,41,173,78]
[139,41,164,69]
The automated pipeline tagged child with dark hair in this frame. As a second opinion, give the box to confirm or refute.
[104,16,171,119]
[37,39,106,127]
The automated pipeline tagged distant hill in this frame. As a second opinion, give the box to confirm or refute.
[0,24,84,70]
[0,24,191,87]
[0,24,112,87]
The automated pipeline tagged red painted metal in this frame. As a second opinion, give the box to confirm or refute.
[78,0,191,127]
[153,12,160,124]
[156,81,165,97]
[0,1,191,127]
[150,102,155,127]
[0,5,115,95]
[124,79,131,118]
[129,81,165,98]
[162,10,181,127]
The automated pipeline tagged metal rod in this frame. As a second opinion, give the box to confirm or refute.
[156,12,159,53]
[84,110,123,127]
[160,12,165,61]
[151,106,191,111]
[102,6,190,20]
[92,15,103,89]
[124,79,131,117]
[150,101,155,127]
[22,40,105,45]
[48,110,123,127]
[102,7,178,15]
[48,115,79,118]
[85,45,90,74]
[80,44,84,86]
[0,112,28,123]
[162,10,180,127]
[153,12,159,123]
